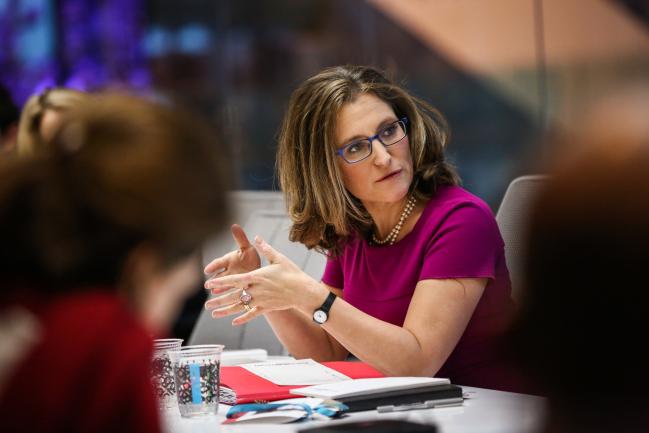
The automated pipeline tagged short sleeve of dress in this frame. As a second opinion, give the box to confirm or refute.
[321,254,344,289]
[419,202,503,281]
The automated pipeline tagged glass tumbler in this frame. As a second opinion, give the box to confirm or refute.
[172,344,224,417]
[152,338,183,409]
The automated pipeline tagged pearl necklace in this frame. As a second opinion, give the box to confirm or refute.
[371,195,417,246]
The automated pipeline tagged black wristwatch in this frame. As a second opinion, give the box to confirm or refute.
[313,292,337,324]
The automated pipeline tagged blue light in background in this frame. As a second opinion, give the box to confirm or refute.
[177,24,211,54]
[143,23,212,57]
[1,0,149,104]
[15,0,54,67]
[143,25,173,57]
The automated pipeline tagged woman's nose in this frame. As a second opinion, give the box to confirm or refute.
[372,141,392,167]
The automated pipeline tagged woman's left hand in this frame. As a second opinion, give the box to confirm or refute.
[203,236,320,325]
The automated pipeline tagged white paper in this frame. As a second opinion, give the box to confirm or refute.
[273,397,325,408]
[220,349,268,366]
[290,376,450,399]
[241,358,350,385]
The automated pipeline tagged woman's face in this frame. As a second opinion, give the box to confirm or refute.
[335,92,413,206]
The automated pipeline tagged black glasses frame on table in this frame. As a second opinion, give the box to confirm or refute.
[336,117,409,164]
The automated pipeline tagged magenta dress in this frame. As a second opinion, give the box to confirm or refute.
[322,185,524,392]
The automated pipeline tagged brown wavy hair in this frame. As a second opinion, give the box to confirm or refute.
[276,65,459,256]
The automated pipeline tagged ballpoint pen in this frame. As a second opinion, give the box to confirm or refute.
[376,397,464,413]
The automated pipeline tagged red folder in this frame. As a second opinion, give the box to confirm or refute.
[219,361,384,404]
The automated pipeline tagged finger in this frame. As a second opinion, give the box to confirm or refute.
[254,236,285,265]
[232,306,262,326]
[210,302,248,319]
[204,256,228,275]
[205,272,255,291]
[204,288,241,310]
[231,224,252,250]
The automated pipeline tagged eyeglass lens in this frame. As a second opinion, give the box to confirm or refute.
[342,119,406,163]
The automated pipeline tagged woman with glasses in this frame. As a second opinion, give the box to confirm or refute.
[205,65,521,391]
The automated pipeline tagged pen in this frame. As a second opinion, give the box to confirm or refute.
[376,397,463,413]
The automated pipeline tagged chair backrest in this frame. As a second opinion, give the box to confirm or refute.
[202,190,285,265]
[496,175,548,303]
[190,200,327,355]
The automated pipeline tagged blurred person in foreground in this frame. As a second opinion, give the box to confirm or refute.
[511,130,649,432]
[0,93,229,432]
[0,83,19,153]
[16,87,87,155]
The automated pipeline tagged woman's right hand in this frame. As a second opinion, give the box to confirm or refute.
[203,224,261,278]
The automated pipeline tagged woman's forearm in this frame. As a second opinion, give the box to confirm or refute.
[317,299,438,376]
[282,281,458,377]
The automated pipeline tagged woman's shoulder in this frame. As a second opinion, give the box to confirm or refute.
[424,185,495,221]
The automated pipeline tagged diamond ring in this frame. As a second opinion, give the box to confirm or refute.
[239,288,252,305]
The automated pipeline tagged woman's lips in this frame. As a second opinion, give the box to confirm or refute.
[377,169,402,182]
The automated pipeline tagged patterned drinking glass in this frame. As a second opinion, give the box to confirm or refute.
[152,338,183,410]
[172,344,224,417]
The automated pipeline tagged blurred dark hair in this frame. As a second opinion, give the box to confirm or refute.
[0,83,19,135]
[511,135,649,431]
[0,93,229,291]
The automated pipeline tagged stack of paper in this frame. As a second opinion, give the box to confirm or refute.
[290,377,463,412]
[219,359,384,404]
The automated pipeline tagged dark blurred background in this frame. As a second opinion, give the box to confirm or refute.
[2,0,648,340]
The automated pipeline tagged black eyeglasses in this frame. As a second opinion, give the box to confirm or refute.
[335,117,408,164]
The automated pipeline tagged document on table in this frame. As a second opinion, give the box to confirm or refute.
[291,376,451,399]
[241,358,351,385]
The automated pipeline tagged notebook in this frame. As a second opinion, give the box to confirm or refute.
[290,377,463,412]
[219,361,384,404]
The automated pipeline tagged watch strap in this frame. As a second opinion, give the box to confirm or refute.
[319,291,337,313]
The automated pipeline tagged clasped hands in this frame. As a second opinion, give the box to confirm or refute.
[203,224,318,326]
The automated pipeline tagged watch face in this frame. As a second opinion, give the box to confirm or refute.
[313,310,328,324]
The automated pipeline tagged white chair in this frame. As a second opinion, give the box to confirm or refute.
[495,175,548,303]
[190,206,327,355]
[201,190,285,267]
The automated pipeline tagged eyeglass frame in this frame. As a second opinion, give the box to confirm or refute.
[335,116,409,164]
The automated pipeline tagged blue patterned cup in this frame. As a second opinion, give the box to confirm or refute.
[172,344,224,417]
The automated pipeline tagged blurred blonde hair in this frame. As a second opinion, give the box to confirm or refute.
[16,87,86,155]
[0,92,230,290]
[277,65,459,255]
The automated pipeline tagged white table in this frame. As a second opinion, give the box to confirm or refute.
[162,386,545,433]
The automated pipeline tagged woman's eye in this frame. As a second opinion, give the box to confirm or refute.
[381,125,397,137]
[347,143,361,154]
